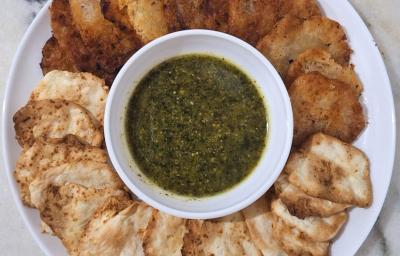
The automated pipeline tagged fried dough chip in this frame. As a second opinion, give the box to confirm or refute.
[119,0,168,44]
[39,184,127,253]
[30,160,125,208]
[242,194,287,256]
[289,73,366,145]
[50,0,140,85]
[142,210,187,256]
[101,0,132,29]
[272,217,329,256]
[275,156,349,218]
[286,48,363,94]
[78,200,154,256]
[14,141,107,207]
[30,70,108,123]
[257,15,351,77]
[272,199,347,242]
[13,99,103,147]
[288,133,372,207]
[163,0,229,32]
[228,0,279,45]
[182,212,262,256]
[278,0,322,19]
[40,37,79,74]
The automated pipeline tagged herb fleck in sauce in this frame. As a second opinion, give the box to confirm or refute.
[125,54,267,197]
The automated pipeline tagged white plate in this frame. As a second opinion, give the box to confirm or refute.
[1,0,396,255]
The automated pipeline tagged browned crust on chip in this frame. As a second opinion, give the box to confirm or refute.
[228,0,279,46]
[289,73,366,145]
[278,0,322,20]
[257,15,352,77]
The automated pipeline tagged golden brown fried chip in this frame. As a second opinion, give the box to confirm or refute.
[287,48,363,94]
[257,15,352,77]
[40,37,79,74]
[272,199,347,242]
[278,0,322,19]
[14,141,107,207]
[119,0,168,44]
[182,212,262,256]
[30,160,125,208]
[272,217,330,256]
[242,193,287,255]
[30,70,108,123]
[13,99,103,147]
[163,0,230,32]
[39,184,128,254]
[142,210,187,256]
[288,133,372,207]
[228,0,279,45]
[289,73,366,145]
[78,200,154,256]
[50,0,140,85]
[101,0,132,29]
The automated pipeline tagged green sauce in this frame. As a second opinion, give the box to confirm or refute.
[125,54,267,197]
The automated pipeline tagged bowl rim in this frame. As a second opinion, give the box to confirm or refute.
[105,29,293,219]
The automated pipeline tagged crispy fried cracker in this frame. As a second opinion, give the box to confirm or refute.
[278,0,321,19]
[78,200,154,256]
[142,210,187,256]
[119,0,168,44]
[14,141,107,207]
[13,99,103,147]
[228,0,279,45]
[30,70,108,123]
[257,15,351,77]
[40,37,79,74]
[242,193,287,255]
[287,48,363,94]
[272,199,347,242]
[30,160,125,208]
[39,184,128,253]
[288,133,372,207]
[289,73,366,145]
[272,217,329,256]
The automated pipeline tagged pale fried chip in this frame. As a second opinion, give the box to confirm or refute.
[242,194,287,256]
[288,133,372,207]
[13,99,103,147]
[14,141,107,207]
[289,73,366,145]
[40,37,79,75]
[228,0,279,45]
[183,212,262,256]
[163,0,230,32]
[272,199,347,242]
[78,200,154,256]
[275,155,349,218]
[278,0,322,19]
[30,70,109,123]
[272,217,329,256]
[119,0,168,44]
[39,184,128,253]
[30,160,125,208]
[286,48,363,94]
[142,210,187,256]
[257,15,351,77]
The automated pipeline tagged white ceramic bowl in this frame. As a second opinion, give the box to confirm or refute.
[105,30,293,219]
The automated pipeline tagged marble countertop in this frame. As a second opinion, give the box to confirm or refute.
[0,0,398,255]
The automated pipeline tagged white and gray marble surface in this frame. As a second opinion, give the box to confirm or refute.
[0,0,398,255]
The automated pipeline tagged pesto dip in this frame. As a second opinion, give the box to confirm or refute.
[125,54,267,197]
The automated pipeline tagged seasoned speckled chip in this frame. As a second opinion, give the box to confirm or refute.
[14,141,107,207]
[272,199,347,242]
[13,99,103,147]
[277,0,322,19]
[288,133,372,207]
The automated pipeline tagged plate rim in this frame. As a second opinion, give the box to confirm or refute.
[1,0,396,255]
